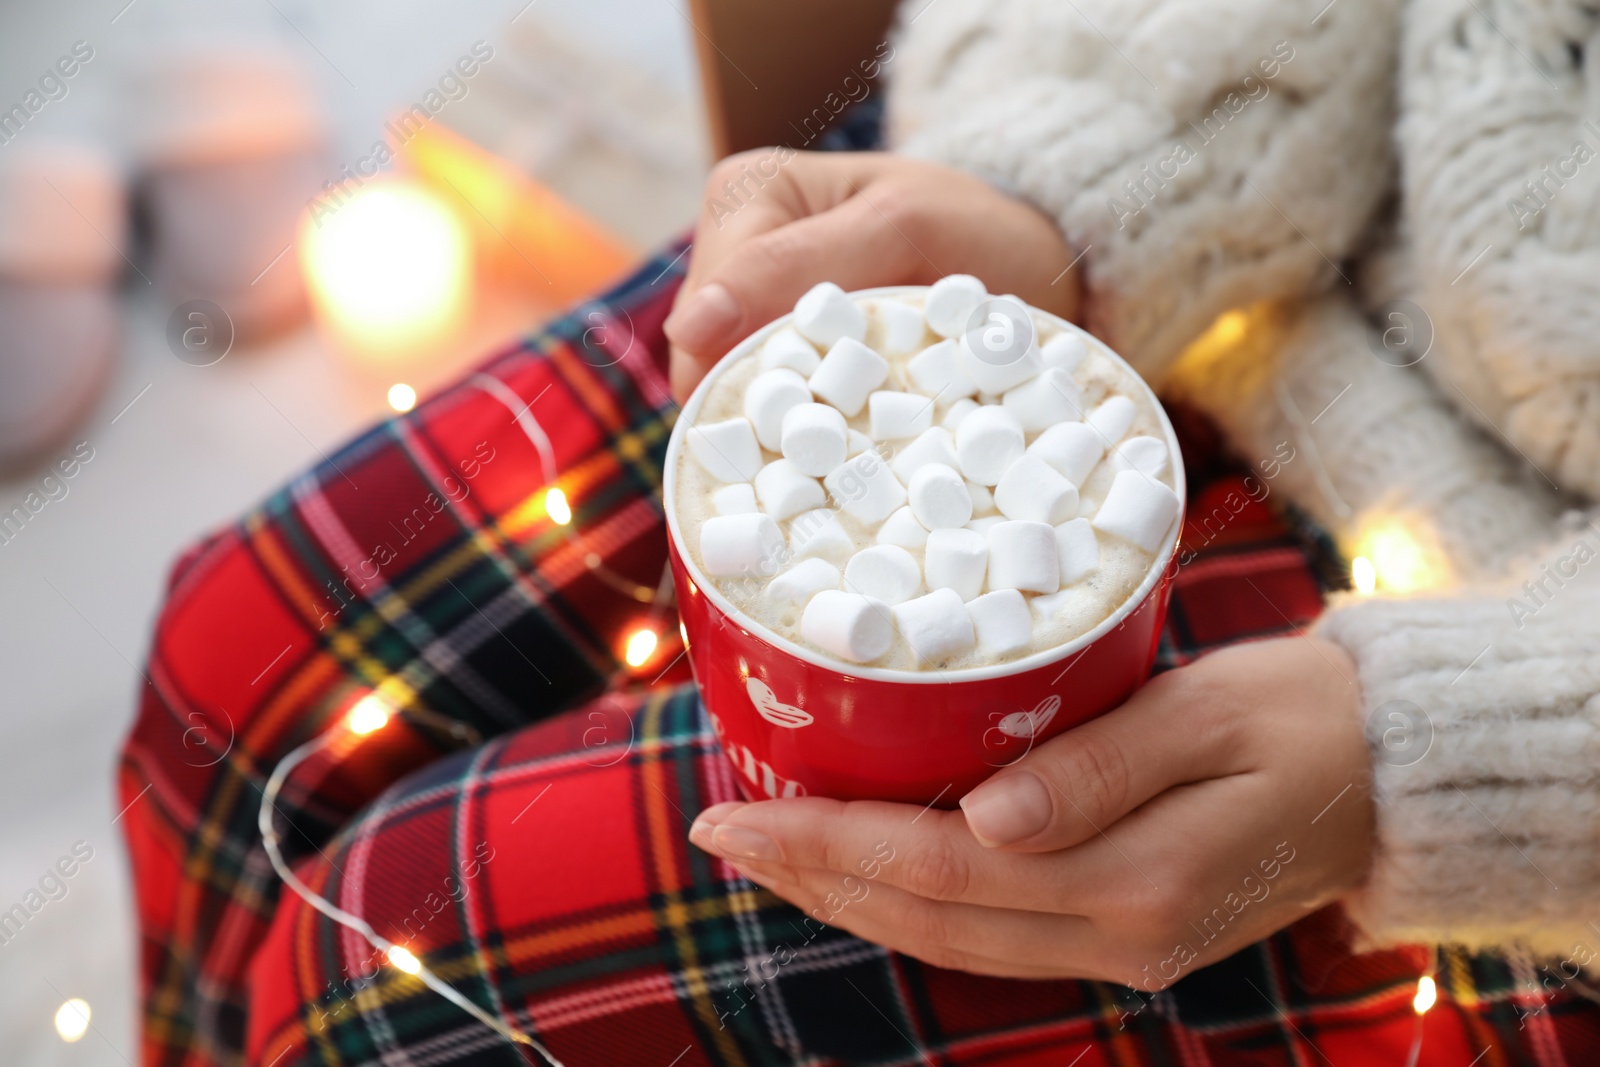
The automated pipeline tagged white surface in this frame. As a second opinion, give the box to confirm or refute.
[0,0,703,1063]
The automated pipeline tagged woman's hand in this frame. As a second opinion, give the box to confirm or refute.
[665,150,1081,403]
[687,637,1373,984]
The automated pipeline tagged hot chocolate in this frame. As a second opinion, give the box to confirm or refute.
[673,278,1181,673]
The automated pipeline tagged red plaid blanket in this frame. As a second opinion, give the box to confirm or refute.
[121,244,1600,1066]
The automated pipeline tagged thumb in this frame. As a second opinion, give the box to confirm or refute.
[665,192,936,384]
[957,671,1237,853]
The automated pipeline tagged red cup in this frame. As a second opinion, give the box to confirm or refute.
[665,287,1185,806]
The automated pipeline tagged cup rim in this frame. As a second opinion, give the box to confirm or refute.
[664,285,1186,685]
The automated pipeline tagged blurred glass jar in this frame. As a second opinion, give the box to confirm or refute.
[130,44,328,344]
[0,143,125,471]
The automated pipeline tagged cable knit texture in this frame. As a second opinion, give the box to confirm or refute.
[1316,522,1600,959]
[886,0,1398,380]
[1401,0,1600,499]
[1165,294,1564,579]
[887,0,1600,959]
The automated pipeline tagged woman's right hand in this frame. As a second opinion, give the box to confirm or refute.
[664,150,1082,403]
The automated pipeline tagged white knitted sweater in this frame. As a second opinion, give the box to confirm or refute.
[887,0,1600,960]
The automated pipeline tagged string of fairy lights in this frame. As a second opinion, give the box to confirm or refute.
[242,326,1455,1062]
[254,379,687,1065]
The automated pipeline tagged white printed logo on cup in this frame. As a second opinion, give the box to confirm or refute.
[996,694,1060,740]
[969,694,1060,768]
[746,677,813,729]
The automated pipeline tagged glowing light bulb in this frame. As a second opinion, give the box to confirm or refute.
[300,180,471,356]
[624,628,657,668]
[347,694,391,736]
[1351,555,1377,595]
[387,945,422,975]
[1209,310,1248,347]
[54,999,90,1043]
[1413,975,1437,1014]
[1353,517,1449,594]
[545,487,572,525]
[387,383,417,412]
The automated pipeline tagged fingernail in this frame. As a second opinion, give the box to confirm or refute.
[665,283,742,352]
[688,818,717,851]
[959,771,1053,847]
[710,824,782,862]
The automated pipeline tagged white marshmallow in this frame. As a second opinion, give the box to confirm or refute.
[1028,422,1104,486]
[876,506,929,549]
[1002,367,1084,431]
[892,588,976,663]
[760,327,821,376]
[907,463,973,529]
[959,334,1042,395]
[1040,331,1088,373]
[700,513,785,578]
[869,390,934,442]
[744,369,811,450]
[1111,435,1170,478]
[1030,587,1081,621]
[955,405,1026,485]
[940,397,980,431]
[1093,470,1180,553]
[687,417,761,483]
[789,507,854,562]
[844,544,923,605]
[808,337,889,417]
[801,590,892,663]
[823,449,906,525]
[906,339,978,402]
[924,274,988,338]
[712,483,758,515]
[768,557,839,606]
[1087,395,1137,445]
[780,402,848,476]
[994,455,1079,525]
[966,515,1005,535]
[755,459,824,520]
[847,429,874,457]
[872,298,927,356]
[793,281,866,348]
[925,528,988,602]
[966,589,1032,658]
[890,426,959,482]
[966,479,995,516]
[1054,517,1100,585]
[987,521,1060,594]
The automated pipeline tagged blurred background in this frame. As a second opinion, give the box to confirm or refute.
[0,0,710,1061]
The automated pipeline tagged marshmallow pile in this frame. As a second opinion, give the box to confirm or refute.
[685,278,1180,668]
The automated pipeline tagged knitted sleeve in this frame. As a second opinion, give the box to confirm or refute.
[1399,0,1600,500]
[1166,290,1597,955]
[883,0,1398,379]
[1315,527,1600,960]
[1164,292,1563,581]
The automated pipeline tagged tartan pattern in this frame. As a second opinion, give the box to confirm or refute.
[120,245,1600,1067]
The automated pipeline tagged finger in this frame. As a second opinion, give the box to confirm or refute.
[666,183,938,391]
[694,795,1122,914]
[687,801,749,854]
[959,667,1245,853]
[732,859,1114,981]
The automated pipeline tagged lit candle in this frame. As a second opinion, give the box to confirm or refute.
[299,179,471,363]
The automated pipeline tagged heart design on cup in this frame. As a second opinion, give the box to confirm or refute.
[997,695,1060,740]
[746,677,813,729]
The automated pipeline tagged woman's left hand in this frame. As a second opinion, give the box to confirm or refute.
[688,637,1373,984]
